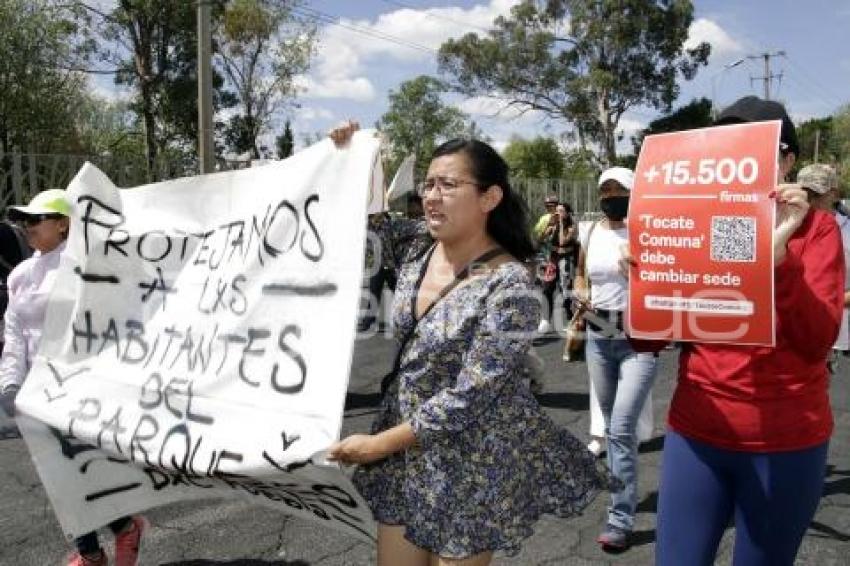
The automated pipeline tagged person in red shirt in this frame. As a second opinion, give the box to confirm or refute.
[655,97,845,566]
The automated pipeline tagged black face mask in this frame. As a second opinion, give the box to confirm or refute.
[600,195,630,221]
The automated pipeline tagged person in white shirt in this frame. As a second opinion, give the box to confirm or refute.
[0,189,146,566]
[797,164,850,371]
[0,190,69,407]
[573,167,659,551]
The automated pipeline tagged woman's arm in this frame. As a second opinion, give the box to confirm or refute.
[774,211,845,362]
[328,422,416,465]
[409,278,540,447]
[0,306,28,394]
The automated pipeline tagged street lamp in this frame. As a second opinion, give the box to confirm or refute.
[711,58,746,119]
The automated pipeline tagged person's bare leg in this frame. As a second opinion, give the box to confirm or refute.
[377,524,429,566]
[430,550,494,566]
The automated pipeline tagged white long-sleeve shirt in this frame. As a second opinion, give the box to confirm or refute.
[0,242,65,392]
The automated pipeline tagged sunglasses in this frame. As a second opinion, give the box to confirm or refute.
[21,213,64,227]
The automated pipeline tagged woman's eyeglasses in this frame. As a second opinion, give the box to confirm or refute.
[416,176,482,198]
[20,213,63,227]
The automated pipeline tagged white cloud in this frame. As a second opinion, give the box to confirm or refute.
[616,117,647,135]
[298,106,334,122]
[296,75,375,102]
[490,138,510,153]
[686,19,743,57]
[89,77,133,104]
[299,1,520,101]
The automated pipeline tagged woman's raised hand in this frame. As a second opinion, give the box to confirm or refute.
[773,183,811,263]
[328,120,360,147]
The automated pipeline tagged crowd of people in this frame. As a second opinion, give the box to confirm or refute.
[0,95,847,565]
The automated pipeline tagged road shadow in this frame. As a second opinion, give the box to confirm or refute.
[161,561,309,566]
[636,491,658,515]
[808,520,850,542]
[532,334,563,346]
[0,424,20,441]
[344,392,381,411]
[535,391,589,411]
[638,435,665,454]
[630,528,656,548]
[822,465,850,497]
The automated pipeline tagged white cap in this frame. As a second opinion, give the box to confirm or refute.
[8,189,71,219]
[597,167,634,191]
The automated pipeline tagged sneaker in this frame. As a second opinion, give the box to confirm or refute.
[597,523,630,551]
[67,550,108,566]
[114,516,145,566]
[537,319,552,334]
[587,438,604,457]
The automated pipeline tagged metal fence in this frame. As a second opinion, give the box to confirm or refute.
[0,151,600,217]
[512,177,600,220]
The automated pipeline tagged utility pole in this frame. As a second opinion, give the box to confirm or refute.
[748,51,785,100]
[198,0,215,174]
[814,129,821,163]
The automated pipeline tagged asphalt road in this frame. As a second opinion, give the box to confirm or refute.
[1,331,849,565]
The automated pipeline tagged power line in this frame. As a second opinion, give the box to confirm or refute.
[741,30,845,113]
[783,55,846,111]
[292,5,438,56]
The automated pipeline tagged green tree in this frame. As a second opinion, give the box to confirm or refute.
[438,0,710,165]
[796,116,836,165]
[630,97,713,160]
[503,136,565,178]
[78,1,235,180]
[377,76,469,180]
[276,120,294,159]
[829,104,850,196]
[0,0,92,153]
[217,0,315,158]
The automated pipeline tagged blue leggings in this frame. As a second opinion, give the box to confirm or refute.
[656,430,828,566]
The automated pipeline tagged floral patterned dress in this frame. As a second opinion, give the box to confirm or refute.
[353,217,612,558]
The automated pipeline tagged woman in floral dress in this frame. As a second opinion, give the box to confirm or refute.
[329,124,612,566]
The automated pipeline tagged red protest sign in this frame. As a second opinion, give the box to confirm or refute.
[627,121,780,346]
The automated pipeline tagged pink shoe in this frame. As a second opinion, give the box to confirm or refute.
[114,516,146,566]
[67,550,108,566]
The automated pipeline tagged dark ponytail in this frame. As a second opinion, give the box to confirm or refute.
[431,139,536,261]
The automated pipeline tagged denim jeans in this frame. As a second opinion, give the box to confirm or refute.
[586,329,658,531]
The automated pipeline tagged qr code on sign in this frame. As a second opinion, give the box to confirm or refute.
[710,216,756,262]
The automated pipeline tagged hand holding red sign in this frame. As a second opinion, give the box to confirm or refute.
[627,121,782,346]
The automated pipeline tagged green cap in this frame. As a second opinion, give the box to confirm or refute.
[7,189,71,220]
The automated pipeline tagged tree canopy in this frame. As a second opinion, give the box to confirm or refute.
[438,0,710,165]
[217,0,315,158]
[0,0,91,152]
[376,75,470,180]
[503,136,565,179]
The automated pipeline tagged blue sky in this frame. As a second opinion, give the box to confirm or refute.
[279,0,850,152]
[91,1,850,154]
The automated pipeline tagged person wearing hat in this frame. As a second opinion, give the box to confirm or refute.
[573,166,659,551]
[797,163,850,371]
[532,195,573,333]
[655,97,846,566]
[0,189,147,566]
[0,189,71,414]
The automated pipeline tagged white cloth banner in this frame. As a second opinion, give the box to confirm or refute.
[15,133,381,542]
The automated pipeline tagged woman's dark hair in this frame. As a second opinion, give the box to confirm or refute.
[431,138,536,261]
